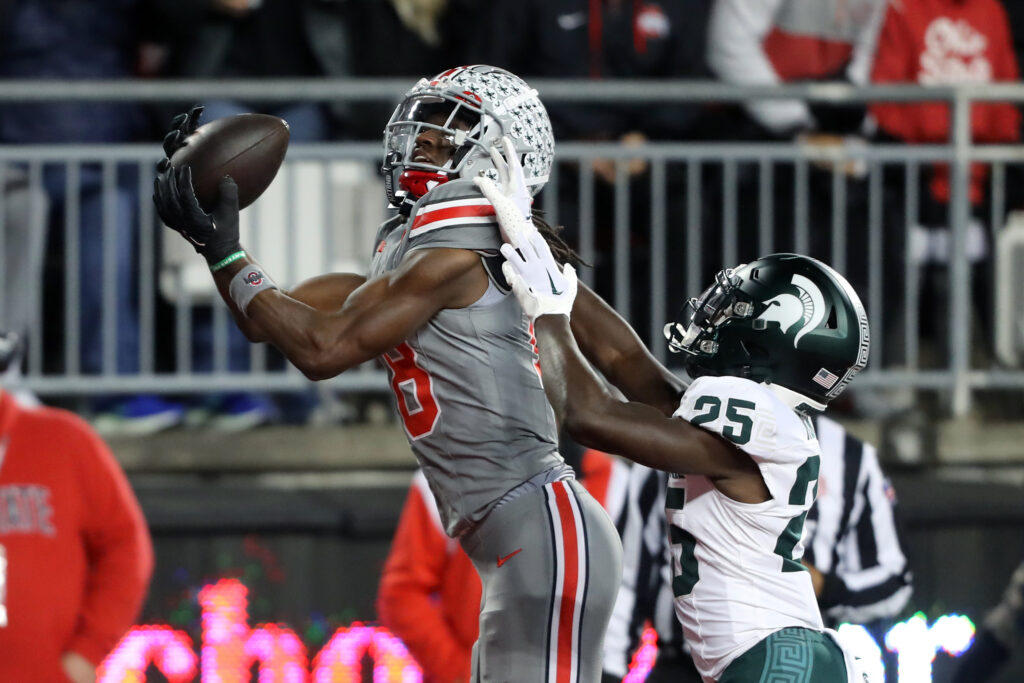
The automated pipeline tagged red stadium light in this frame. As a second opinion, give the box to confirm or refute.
[98,626,198,682]
[97,579,976,683]
[98,579,422,683]
[622,626,658,683]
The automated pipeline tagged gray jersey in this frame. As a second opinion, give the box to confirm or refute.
[368,179,563,537]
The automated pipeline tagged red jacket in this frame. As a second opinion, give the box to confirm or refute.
[0,391,153,682]
[870,0,1021,204]
[377,452,628,683]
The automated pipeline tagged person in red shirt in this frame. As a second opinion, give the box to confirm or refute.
[871,0,1020,205]
[869,0,1021,365]
[377,449,628,683]
[0,331,154,683]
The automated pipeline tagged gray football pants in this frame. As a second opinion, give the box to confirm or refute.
[461,478,623,683]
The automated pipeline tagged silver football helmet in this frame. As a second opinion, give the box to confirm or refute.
[382,65,555,205]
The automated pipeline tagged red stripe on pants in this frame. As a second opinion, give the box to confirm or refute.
[552,482,580,683]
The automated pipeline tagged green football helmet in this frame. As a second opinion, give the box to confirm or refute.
[664,253,870,411]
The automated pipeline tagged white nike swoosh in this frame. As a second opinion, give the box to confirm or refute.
[557,11,587,31]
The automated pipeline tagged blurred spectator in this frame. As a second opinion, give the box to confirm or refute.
[0,0,185,432]
[347,0,482,139]
[378,448,628,683]
[151,0,351,140]
[706,0,886,139]
[149,0,355,429]
[474,0,711,142]
[0,166,48,406]
[871,0,1020,212]
[952,560,1024,683]
[0,331,154,683]
[602,415,911,683]
[869,0,1021,365]
[472,0,713,339]
[376,469,480,683]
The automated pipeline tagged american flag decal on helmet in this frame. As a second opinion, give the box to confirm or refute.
[813,368,840,389]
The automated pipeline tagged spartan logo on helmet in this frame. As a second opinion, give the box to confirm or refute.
[757,274,826,348]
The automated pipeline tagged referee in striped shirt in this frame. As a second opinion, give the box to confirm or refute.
[601,414,913,682]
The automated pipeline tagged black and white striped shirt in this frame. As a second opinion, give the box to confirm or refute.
[602,414,913,677]
[603,465,679,678]
[806,415,913,625]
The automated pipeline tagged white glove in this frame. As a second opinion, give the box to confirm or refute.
[500,250,578,321]
[474,136,578,320]
[473,135,533,240]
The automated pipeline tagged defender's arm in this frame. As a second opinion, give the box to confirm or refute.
[471,137,684,415]
[571,283,686,417]
[536,315,759,484]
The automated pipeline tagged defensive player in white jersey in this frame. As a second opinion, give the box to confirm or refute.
[153,66,688,682]
[477,143,872,682]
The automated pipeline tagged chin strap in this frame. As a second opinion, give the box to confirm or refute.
[399,169,450,200]
[766,383,827,413]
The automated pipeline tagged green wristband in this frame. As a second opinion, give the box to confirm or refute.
[209,250,247,272]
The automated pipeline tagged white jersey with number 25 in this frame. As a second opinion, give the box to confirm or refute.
[666,375,825,681]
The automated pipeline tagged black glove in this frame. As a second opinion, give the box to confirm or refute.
[153,106,243,266]
[154,166,241,265]
[158,104,204,173]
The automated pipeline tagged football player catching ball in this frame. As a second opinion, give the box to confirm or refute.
[154,65,690,682]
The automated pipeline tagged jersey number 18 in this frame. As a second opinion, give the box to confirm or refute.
[383,343,441,440]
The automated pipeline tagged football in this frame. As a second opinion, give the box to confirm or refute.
[170,113,290,212]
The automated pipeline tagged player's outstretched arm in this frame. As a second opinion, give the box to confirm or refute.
[153,109,370,342]
[532,315,760,484]
[153,111,489,377]
[505,257,763,490]
[209,247,483,380]
[156,168,368,344]
[156,167,479,378]
[571,284,686,417]
[227,273,369,344]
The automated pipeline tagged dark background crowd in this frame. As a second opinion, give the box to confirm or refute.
[3,4,1024,682]
[3,0,1024,431]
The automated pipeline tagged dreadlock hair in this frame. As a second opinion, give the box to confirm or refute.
[532,212,588,269]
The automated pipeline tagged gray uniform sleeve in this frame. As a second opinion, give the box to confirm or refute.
[406,179,503,255]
